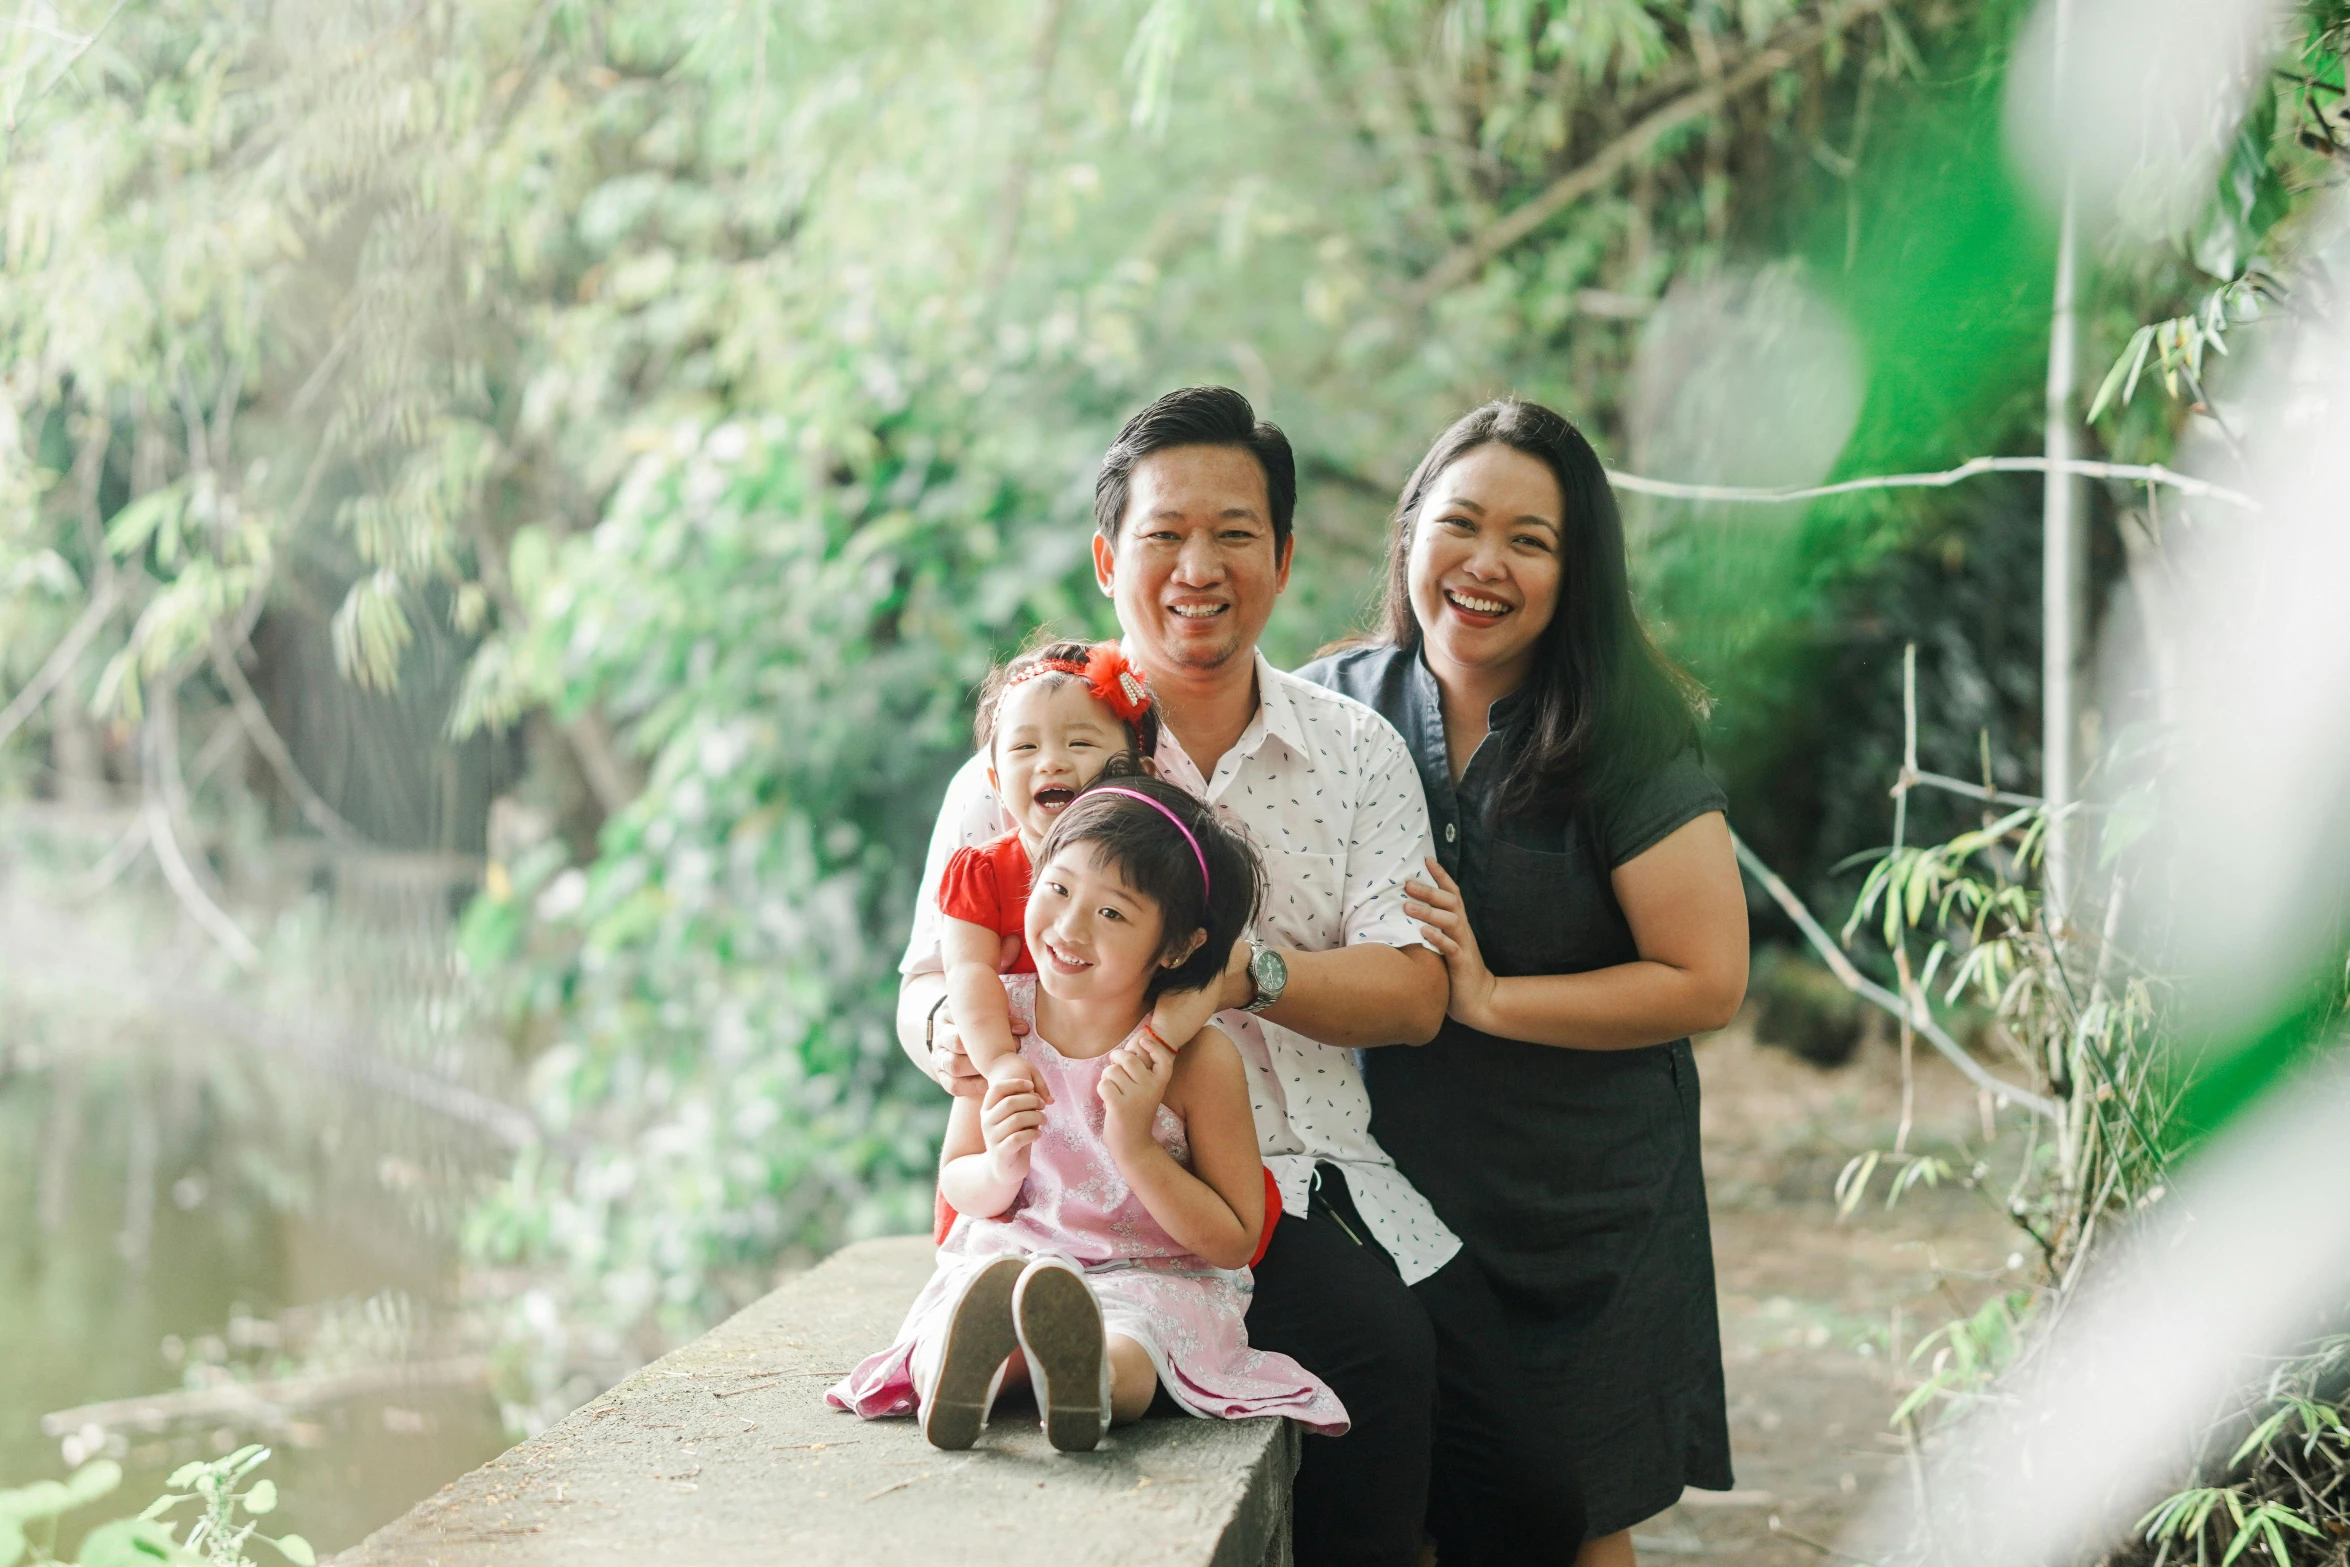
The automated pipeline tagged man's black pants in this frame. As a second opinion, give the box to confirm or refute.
[1245,1166,1587,1567]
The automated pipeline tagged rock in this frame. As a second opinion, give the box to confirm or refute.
[334,1237,1297,1567]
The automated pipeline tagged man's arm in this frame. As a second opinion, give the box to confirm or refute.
[895,970,987,1094]
[1206,939,1447,1047]
[894,754,1007,1095]
[1211,707,1448,1047]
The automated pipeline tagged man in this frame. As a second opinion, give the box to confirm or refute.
[896,387,1582,1566]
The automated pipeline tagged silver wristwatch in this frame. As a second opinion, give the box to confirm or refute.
[1243,937,1288,1014]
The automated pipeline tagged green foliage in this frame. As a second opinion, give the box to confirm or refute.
[2129,1341,2350,1567]
[1844,805,2045,1006]
[145,1448,312,1567]
[12,0,2331,1446]
[2087,4,2344,436]
[1832,1148,1954,1218]
[1890,1290,2034,1428]
[392,0,1983,1418]
[453,415,1094,1417]
[0,1452,304,1567]
[0,1462,135,1567]
[2138,1488,2323,1567]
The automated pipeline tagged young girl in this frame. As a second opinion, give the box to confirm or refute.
[937,640,1225,1108]
[830,778,1347,1452]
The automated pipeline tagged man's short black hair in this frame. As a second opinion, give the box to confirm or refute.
[1093,386,1296,558]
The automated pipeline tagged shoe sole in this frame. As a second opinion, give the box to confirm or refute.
[920,1256,1024,1450]
[1017,1265,1106,1453]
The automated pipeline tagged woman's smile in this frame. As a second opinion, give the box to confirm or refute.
[1440,585,1516,628]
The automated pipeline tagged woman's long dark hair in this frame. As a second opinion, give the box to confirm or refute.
[1375,399,1705,818]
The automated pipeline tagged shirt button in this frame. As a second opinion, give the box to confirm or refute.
[1443,822,1457,844]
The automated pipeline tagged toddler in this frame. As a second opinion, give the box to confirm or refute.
[936,640,1227,1108]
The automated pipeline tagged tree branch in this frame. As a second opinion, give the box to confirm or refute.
[41,1357,491,1439]
[1896,766,2044,811]
[209,635,366,845]
[987,0,1072,299]
[1403,0,1891,309]
[1607,455,2256,512]
[143,682,261,970]
[464,512,642,814]
[562,706,643,817]
[0,578,123,751]
[11,0,129,120]
[1733,830,2060,1121]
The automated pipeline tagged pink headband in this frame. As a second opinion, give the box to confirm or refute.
[1086,787,1211,899]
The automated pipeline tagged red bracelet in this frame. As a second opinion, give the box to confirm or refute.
[1137,1021,1172,1052]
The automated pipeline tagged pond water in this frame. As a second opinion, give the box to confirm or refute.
[2,840,518,1557]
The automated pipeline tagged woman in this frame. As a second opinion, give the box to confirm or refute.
[1300,400,1748,1567]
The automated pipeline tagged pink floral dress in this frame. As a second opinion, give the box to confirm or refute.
[828,977,1348,1435]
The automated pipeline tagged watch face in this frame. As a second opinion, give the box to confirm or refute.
[1250,945,1285,998]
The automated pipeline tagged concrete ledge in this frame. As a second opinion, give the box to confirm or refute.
[338,1237,1298,1566]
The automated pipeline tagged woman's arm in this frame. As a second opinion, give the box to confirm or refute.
[1406,812,1748,1051]
[1097,1027,1264,1269]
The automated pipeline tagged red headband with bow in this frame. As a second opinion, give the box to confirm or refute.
[1006,641,1153,726]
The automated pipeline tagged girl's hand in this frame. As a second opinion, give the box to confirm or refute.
[1097,1031,1177,1151]
[1405,856,1496,1032]
[979,1076,1045,1182]
[1142,977,1224,1056]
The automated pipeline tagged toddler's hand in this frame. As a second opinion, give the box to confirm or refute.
[1097,1030,1177,1148]
[983,1050,1054,1106]
[979,1076,1045,1181]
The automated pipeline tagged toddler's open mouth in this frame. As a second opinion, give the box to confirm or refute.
[1032,786,1077,812]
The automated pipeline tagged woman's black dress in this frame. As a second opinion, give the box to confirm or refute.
[1300,645,1734,1538]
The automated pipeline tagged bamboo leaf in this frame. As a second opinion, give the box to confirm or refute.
[2230,1407,2292,1467]
[1836,1150,1880,1218]
[331,571,415,691]
[104,483,190,562]
[1890,1374,1948,1427]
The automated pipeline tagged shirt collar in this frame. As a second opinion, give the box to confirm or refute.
[1250,649,1308,759]
[1123,643,1302,784]
[1411,644,1533,731]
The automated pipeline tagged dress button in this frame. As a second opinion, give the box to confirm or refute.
[1443,822,1457,844]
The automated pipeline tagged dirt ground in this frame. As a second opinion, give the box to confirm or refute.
[1635,1018,2033,1566]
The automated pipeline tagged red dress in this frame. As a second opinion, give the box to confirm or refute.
[936,830,1035,973]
